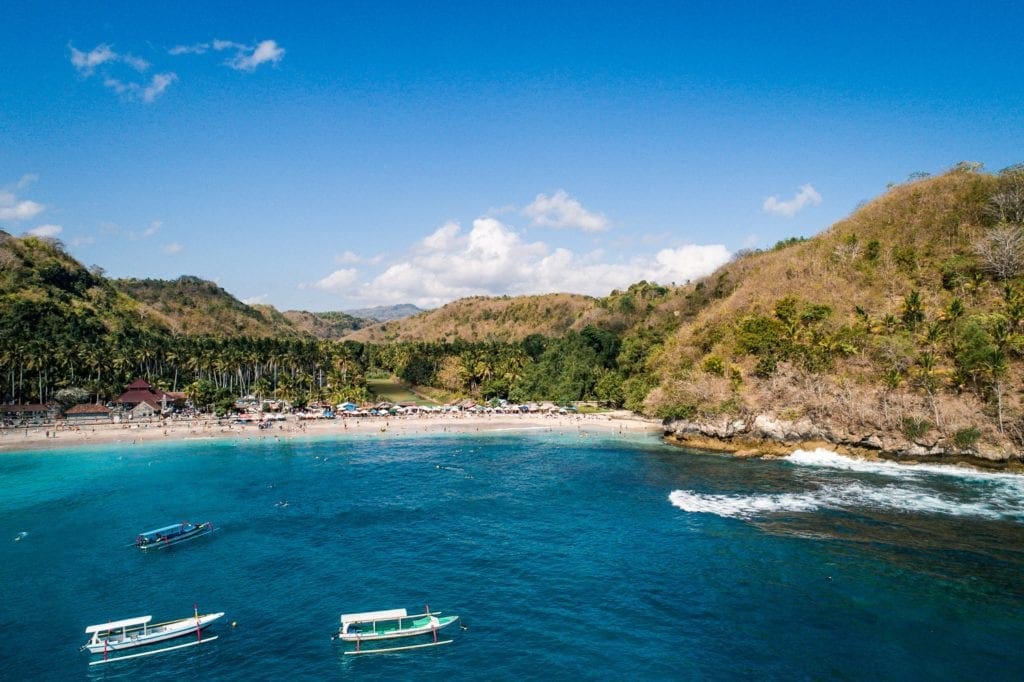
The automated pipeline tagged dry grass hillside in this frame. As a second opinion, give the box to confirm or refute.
[648,164,1024,457]
[343,293,599,343]
[663,170,993,335]
[280,309,365,339]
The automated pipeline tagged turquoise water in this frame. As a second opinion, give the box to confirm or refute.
[2,430,1023,680]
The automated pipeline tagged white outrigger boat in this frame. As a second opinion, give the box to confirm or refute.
[82,606,224,665]
[334,606,459,655]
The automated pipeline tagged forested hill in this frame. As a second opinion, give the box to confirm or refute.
[112,277,366,339]
[0,229,163,346]
[650,164,1024,459]
[113,276,310,337]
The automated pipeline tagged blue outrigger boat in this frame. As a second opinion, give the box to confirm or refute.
[134,521,214,550]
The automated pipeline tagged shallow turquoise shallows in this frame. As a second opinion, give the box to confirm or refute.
[2,431,1023,680]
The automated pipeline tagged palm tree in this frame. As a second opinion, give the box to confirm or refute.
[912,351,943,430]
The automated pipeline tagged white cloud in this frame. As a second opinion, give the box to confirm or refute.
[71,43,174,103]
[70,44,117,75]
[26,224,63,238]
[523,189,610,232]
[161,242,182,255]
[213,39,245,52]
[102,78,132,95]
[242,294,268,305]
[79,38,284,104]
[144,220,162,237]
[169,43,210,56]
[70,43,148,76]
[16,174,38,191]
[321,217,730,308]
[308,268,359,293]
[228,39,286,71]
[101,73,176,102]
[142,73,177,102]
[70,235,95,247]
[762,184,822,217]
[422,220,462,251]
[122,54,151,73]
[649,244,733,283]
[0,200,44,221]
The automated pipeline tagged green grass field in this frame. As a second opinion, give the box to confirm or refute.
[366,377,440,406]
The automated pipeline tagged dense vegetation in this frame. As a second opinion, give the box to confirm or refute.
[2,162,1023,457]
[114,276,306,337]
[0,236,372,411]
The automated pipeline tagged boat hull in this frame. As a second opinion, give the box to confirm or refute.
[136,522,213,550]
[338,615,459,642]
[85,612,224,653]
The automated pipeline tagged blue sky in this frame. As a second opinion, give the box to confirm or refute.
[2,1,1021,311]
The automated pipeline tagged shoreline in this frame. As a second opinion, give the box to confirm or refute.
[664,427,1024,473]
[0,410,664,454]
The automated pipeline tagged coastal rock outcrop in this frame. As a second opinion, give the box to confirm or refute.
[662,415,1022,470]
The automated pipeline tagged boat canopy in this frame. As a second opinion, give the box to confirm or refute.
[85,615,152,633]
[341,608,408,626]
[140,523,189,537]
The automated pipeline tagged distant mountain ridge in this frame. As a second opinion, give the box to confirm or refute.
[343,303,423,322]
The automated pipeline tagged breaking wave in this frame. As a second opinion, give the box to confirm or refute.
[668,489,821,519]
[786,447,1021,481]
[669,448,1024,522]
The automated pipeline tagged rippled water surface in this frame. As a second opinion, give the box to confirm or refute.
[2,432,1023,680]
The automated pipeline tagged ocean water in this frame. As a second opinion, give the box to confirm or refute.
[2,430,1023,680]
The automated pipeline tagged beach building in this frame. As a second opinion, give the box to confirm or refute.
[130,400,160,420]
[2,402,59,423]
[64,403,113,424]
[115,378,180,413]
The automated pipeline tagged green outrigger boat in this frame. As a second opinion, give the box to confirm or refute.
[334,606,459,654]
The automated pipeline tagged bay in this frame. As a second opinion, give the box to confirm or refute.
[2,430,1022,680]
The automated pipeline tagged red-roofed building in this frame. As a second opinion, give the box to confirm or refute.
[115,378,178,412]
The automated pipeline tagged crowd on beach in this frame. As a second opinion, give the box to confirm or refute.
[0,409,662,453]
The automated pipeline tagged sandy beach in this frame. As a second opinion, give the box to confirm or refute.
[0,410,665,453]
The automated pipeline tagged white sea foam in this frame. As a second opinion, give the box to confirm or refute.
[786,447,1023,483]
[669,476,1024,522]
[668,489,823,519]
[830,481,1021,520]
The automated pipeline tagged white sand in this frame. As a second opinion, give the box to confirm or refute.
[0,410,664,453]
